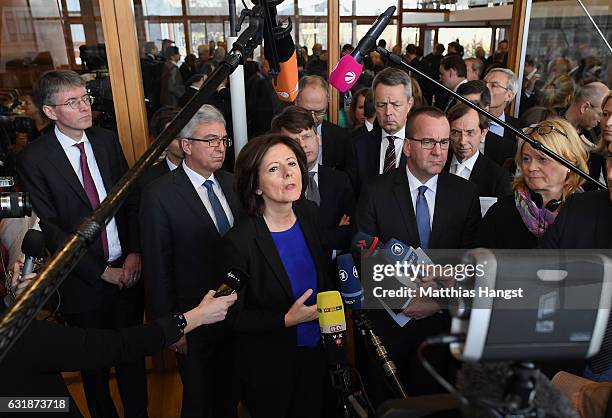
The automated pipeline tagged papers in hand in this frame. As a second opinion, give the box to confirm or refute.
[479,197,498,217]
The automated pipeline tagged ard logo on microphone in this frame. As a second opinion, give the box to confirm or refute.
[339,269,348,282]
[344,71,356,84]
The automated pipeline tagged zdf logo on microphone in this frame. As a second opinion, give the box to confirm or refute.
[344,71,356,84]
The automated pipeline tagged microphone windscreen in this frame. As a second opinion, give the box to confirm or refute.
[351,231,383,257]
[271,52,299,102]
[337,254,363,311]
[215,268,250,297]
[317,291,346,334]
[264,30,295,62]
[383,238,413,264]
[329,55,363,93]
[21,229,45,258]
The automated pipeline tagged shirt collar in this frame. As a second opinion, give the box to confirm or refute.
[55,125,87,150]
[309,163,319,176]
[166,157,179,171]
[365,120,374,132]
[382,126,406,142]
[182,161,216,189]
[451,150,479,171]
[454,78,468,92]
[406,165,438,194]
[490,112,506,127]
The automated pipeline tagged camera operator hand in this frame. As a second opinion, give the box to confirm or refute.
[10,259,36,298]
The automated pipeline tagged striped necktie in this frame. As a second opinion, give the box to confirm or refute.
[383,136,397,174]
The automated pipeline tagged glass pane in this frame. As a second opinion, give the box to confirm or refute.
[142,0,182,16]
[423,29,435,55]
[357,24,397,51]
[66,0,82,15]
[30,0,60,18]
[298,0,328,16]
[437,27,492,57]
[356,0,398,16]
[401,27,419,52]
[187,0,244,15]
[145,22,186,57]
[340,0,353,16]
[340,22,353,47]
[71,24,86,66]
[299,22,328,53]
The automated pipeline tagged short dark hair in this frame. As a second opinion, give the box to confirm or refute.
[435,44,445,55]
[405,44,418,55]
[440,55,467,78]
[235,134,309,216]
[341,44,354,54]
[377,39,387,48]
[149,105,180,138]
[270,106,316,134]
[349,88,370,126]
[446,103,490,131]
[364,89,375,119]
[33,70,85,109]
[164,46,179,58]
[405,106,447,138]
[456,80,491,109]
[185,73,205,86]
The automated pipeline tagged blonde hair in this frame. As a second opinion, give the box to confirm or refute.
[538,74,575,113]
[594,91,612,156]
[513,118,588,199]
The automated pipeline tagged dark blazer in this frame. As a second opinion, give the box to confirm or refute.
[347,125,383,194]
[355,168,482,249]
[317,164,355,253]
[137,158,171,191]
[321,120,351,171]
[586,151,607,191]
[220,200,335,388]
[178,86,198,107]
[477,194,538,249]
[160,61,186,107]
[17,127,139,314]
[140,166,242,324]
[444,151,512,198]
[483,114,519,168]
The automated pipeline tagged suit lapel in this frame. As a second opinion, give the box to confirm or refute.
[87,130,113,193]
[45,132,91,207]
[294,201,328,290]
[367,128,383,176]
[392,169,419,244]
[321,121,331,167]
[216,171,240,219]
[174,166,219,234]
[469,153,484,182]
[430,173,453,248]
[254,216,294,300]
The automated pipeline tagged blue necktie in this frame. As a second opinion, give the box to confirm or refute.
[203,180,231,236]
[416,185,431,249]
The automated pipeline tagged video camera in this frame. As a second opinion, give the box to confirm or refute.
[0,177,32,219]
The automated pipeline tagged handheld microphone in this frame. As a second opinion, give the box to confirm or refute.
[329,6,396,92]
[337,254,363,311]
[317,290,348,366]
[351,232,384,259]
[21,229,45,276]
[214,268,249,297]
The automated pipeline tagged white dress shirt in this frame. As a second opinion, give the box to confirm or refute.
[166,157,179,171]
[406,167,437,229]
[308,163,319,186]
[316,123,323,165]
[379,126,406,174]
[55,126,122,262]
[488,112,506,138]
[182,162,234,231]
[449,151,479,180]
[365,120,374,132]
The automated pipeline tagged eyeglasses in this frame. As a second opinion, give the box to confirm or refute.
[409,137,451,149]
[485,81,510,91]
[187,136,232,147]
[523,124,568,139]
[309,109,327,118]
[47,94,94,109]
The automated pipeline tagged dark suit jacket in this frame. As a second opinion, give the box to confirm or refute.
[321,120,351,171]
[444,151,512,198]
[140,166,242,325]
[178,86,198,107]
[220,199,335,388]
[317,164,355,253]
[477,194,538,249]
[586,152,607,191]
[483,114,519,168]
[347,126,383,194]
[17,127,139,314]
[355,168,482,249]
[160,61,186,107]
[137,158,171,191]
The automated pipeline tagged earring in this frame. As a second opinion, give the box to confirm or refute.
[256,189,262,195]
[567,169,571,173]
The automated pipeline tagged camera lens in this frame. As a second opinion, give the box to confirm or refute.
[0,192,32,218]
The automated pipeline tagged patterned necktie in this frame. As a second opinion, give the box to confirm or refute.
[306,172,321,205]
[203,180,231,236]
[383,136,397,174]
[416,185,431,249]
[74,142,108,260]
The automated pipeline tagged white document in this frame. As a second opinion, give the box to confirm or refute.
[479,197,498,217]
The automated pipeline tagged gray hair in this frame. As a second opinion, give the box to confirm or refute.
[33,70,86,109]
[372,67,412,98]
[296,75,330,103]
[179,104,226,139]
[487,68,518,95]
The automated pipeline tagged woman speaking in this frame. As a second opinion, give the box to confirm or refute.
[221,134,335,418]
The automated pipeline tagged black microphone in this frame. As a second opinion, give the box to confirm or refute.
[351,232,384,259]
[214,268,249,298]
[21,229,45,276]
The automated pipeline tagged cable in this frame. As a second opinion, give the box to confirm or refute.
[417,334,470,408]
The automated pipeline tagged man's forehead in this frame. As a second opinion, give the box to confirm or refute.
[193,122,226,137]
[54,86,86,100]
[485,72,507,83]
[413,115,449,136]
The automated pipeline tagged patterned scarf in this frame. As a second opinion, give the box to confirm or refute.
[514,185,559,238]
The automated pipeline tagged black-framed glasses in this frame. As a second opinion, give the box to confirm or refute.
[409,137,450,150]
[46,94,94,109]
[524,124,568,139]
[187,136,232,147]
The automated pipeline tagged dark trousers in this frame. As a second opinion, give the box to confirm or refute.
[242,347,328,418]
[176,329,238,418]
[64,282,147,418]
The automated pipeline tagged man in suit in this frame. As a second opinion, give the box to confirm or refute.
[446,103,511,198]
[296,75,351,171]
[540,142,612,381]
[347,67,414,194]
[563,82,609,147]
[160,46,186,107]
[354,106,481,403]
[178,74,205,107]
[483,68,520,167]
[271,106,355,254]
[17,70,146,418]
[436,54,468,112]
[140,104,242,418]
[464,57,483,82]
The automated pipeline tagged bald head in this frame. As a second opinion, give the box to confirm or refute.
[574,82,609,106]
[566,82,610,131]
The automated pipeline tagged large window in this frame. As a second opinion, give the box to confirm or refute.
[437,27,493,57]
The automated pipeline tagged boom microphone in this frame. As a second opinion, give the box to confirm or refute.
[21,229,45,276]
[214,268,249,297]
[329,6,396,92]
[317,290,348,366]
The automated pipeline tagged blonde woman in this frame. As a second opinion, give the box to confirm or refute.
[587,91,612,189]
[478,118,588,248]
